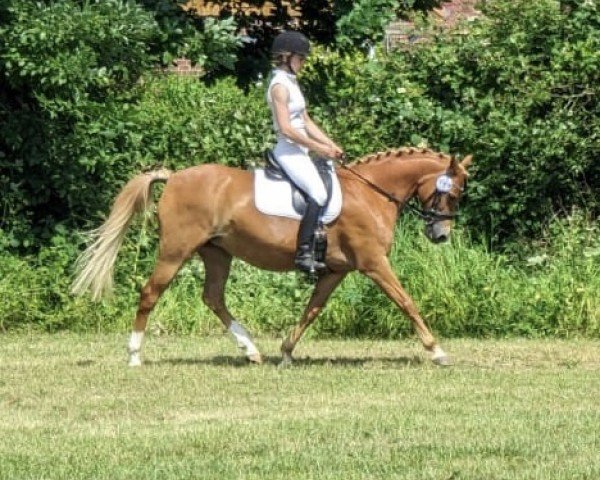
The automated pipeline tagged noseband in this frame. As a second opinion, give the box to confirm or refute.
[405,191,459,224]
[339,160,461,224]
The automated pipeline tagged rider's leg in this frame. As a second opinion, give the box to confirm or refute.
[295,199,325,272]
[274,144,328,273]
[273,144,328,205]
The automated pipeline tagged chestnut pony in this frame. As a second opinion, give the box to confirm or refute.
[72,147,472,367]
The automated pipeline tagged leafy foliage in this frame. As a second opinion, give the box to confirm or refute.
[1,214,598,337]
[1,1,156,97]
[127,75,273,170]
[0,0,597,337]
[335,0,400,50]
[0,0,240,248]
[0,0,159,247]
[302,0,599,241]
[125,0,241,71]
[400,0,600,239]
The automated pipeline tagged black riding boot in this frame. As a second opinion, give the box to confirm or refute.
[295,199,326,273]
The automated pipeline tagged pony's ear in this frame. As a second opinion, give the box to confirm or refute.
[448,156,460,175]
[461,154,473,169]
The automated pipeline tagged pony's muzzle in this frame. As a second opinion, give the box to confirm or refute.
[425,222,451,243]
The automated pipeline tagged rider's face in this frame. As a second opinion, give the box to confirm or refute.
[290,54,307,73]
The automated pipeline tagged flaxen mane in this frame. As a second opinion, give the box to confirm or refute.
[351,147,455,166]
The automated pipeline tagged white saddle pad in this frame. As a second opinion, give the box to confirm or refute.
[254,169,343,224]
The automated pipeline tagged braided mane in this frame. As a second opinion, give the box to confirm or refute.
[351,147,454,166]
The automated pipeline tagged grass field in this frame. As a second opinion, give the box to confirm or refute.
[1,334,598,479]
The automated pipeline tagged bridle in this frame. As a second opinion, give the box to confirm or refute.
[337,156,463,225]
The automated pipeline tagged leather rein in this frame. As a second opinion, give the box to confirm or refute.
[337,156,459,224]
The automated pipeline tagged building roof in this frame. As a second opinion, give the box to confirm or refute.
[185,1,301,17]
[432,0,482,28]
[386,0,482,50]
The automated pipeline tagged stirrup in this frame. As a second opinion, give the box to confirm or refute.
[295,257,326,274]
[294,248,326,274]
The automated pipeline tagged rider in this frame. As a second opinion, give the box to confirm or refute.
[267,30,344,273]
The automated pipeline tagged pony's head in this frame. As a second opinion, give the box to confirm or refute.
[414,155,473,243]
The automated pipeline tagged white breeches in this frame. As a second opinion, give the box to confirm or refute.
[273,139,328,207]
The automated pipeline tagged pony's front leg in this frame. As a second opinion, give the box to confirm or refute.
[280,272,346,367]
[362,257,452,366]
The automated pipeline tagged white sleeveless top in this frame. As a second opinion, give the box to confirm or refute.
[266,69,306,139]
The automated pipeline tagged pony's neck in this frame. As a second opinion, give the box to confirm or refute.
[354,150,448,203]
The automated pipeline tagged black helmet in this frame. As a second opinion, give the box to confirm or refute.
[271,31,310,57]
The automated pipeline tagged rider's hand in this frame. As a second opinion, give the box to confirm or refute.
[322,143,344,160]
[331,144,344,159]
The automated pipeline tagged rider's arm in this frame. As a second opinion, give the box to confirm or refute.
[303,111,343,156]
[271,84,337,158]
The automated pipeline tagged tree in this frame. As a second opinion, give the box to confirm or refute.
[0,0,240,248]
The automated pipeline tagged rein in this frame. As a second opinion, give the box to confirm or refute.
[338,161,404,206]
[337,156,458,223]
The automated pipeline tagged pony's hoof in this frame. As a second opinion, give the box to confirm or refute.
[247,353,263,364]
[128,356,142,367]
[432,355,453,367]
[278,353,293,369]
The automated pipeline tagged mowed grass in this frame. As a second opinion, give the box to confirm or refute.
[0,334,599,480]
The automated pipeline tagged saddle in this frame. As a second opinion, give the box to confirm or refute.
[260,150,337,271]
[253,150,342,224]
[262,150,333,216]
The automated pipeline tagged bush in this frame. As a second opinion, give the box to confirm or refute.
[131,76,272,169]
[335,0,400,50]
[1,213,597,338]
[0,0,241,249]
[35,76,273,242]
[0,231,131,332]
[0,0,159,247]
[300,0,599,242]
[398,0,600,240]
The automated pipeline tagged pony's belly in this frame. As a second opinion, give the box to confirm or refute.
[211,237,296,272]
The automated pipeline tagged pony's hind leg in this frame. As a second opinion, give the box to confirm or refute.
[198,244,262,364]
[128,254,188,367]
[280,272,346,367]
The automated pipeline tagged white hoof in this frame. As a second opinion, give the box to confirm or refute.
[128,331,144,367]
[431,345,452,366]
[247,353,263,364]
[278,352,293,369]
[128,353,142,367]
[229,321,261,361]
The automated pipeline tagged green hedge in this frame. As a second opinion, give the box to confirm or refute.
[0,0,240,248]
[1,214,598,338]
[0,0,598,337]
[2,0,598,248]
[301,0,599,242]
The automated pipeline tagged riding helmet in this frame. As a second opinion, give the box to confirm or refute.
[271,31,310,57]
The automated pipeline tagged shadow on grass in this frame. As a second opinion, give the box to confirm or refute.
[148,355,424,368]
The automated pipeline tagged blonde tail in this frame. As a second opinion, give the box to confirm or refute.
[71,169,171,301]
